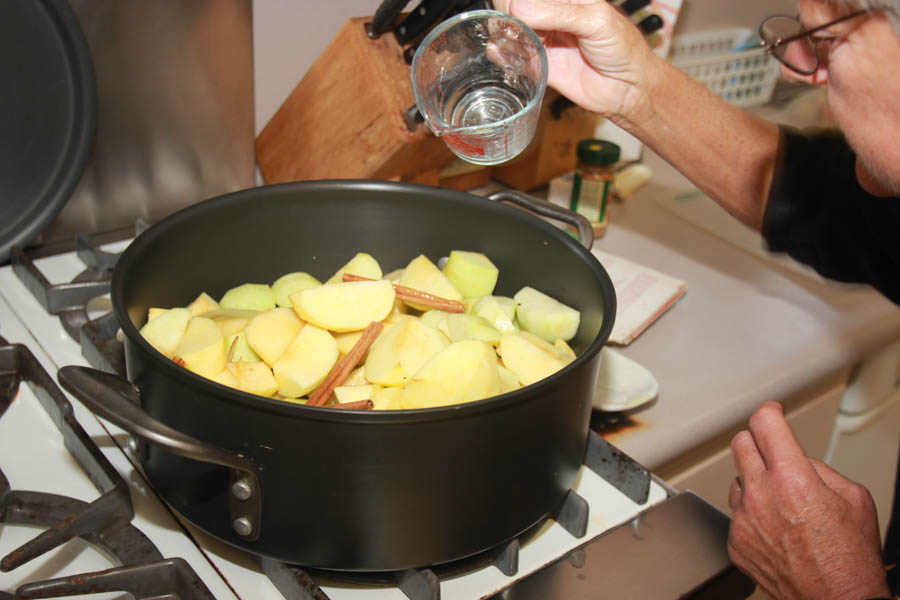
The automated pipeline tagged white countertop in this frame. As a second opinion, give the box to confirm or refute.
[589,147,900,470]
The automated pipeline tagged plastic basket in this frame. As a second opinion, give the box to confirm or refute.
[669,27,782,108]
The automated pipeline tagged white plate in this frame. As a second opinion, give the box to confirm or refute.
[593,347,659,411]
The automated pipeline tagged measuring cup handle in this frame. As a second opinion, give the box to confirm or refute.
[487,190,595,249]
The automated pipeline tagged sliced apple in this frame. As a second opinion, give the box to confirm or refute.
[325,252,382,285]
[554,338,577,360]
[271,272,321,307]
[443,313,502,345]
[498,331,573,386]
[211,368,240,390]
[147,307,168,322]
[473,295,517,334]
[173,316,227,378]
[220,283,277,312]
[441,250,499,298]
[204,308,258,338]
[399,340,500,409]
[226,361,279,397]
[513,286,580,343]
[225,331,262,362]
[333,330,365,356]
[497,364,522,394]
[365,316,449,387]
[420,309,451,330]
[371,386,404,410]
[343,365,369,386]
[290,279,395,332]
[272,324,339,398]
[276,396,308,405]
[139,307,191,358]
[397,254,463,311]
[383,268,405,283]
[334,384,378,404]
[187,292,220,317]
[244,307,304,366]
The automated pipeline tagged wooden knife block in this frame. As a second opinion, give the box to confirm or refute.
[256,17,455,184]
[256,18,598,190]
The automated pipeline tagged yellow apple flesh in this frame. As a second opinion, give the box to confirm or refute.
[225,331,262,363]
[173,316,227,378]
[441,250,499,298]
[397,254,463,311]
[226,361,279,397]
[187,292,220,316]
[140,307,191,358]
[513,286,581,343]
[220,283,277,312]
[271,272,322,307]
[498,331,573,386]
[290,279,395,332]
[400,340,500,409]
[272,324,339,398]
[473,296,518,334]
[245,307,304,366]
[365,316,450,387]
[325,252,382,284]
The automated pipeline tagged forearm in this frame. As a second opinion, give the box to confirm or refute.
[613,57,781,231]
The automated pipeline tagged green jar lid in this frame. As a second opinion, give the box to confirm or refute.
[577,139,620,166]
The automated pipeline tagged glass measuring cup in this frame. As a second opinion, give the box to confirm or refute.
[411,10,548,165]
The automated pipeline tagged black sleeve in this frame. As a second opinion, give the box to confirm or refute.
[761,127,900,306]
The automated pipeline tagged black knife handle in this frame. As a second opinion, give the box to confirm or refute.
[637,13,664,34]
[394,0,457,46]
[620,0,651,14]
[367,0,410,39]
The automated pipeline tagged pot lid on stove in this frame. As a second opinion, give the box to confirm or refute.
[0,0,97,264]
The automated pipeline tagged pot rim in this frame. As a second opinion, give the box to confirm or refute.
[112,179,616,424]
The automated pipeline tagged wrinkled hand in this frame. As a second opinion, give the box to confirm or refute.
[728,401,890,600]
[492,0,659,118]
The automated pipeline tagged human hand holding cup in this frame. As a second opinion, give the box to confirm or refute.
[411,10,548,165]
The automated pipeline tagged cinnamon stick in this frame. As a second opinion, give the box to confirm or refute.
[307,321,384,406]
[331,399,374,410]
[341,273,465,313]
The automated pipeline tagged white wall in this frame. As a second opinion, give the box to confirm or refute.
[252,0,795,135]
[253,0,382,134]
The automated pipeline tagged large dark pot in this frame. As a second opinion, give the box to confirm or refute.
[60,180,616,571]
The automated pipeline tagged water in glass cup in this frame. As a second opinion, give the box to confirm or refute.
[411,10,548,165]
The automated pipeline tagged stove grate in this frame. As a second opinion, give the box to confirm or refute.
[10,231,133,375]
[0,335,214,600]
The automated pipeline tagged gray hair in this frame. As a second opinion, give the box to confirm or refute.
[831,0,900,32]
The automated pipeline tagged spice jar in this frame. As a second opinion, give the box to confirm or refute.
[570,139,620,236]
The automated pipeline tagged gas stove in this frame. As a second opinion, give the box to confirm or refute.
[0,235,750,599]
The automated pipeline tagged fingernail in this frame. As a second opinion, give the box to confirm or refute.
[513,0,536,16]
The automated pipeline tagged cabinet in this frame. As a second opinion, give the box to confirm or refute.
[656,371,846,515]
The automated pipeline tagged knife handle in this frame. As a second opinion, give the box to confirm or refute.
[367,0,410,39]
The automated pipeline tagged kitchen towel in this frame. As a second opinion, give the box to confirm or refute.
[592,249,687,345]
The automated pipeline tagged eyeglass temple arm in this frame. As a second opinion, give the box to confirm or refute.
[765,9,868,49]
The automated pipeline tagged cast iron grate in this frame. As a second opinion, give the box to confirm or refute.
[0,335,215,599]
[10,226,147,376]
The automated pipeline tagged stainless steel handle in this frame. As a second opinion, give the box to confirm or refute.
[487,189,595,250]
[57,366,263,541]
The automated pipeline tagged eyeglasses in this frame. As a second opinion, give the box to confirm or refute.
[758,9,868,75]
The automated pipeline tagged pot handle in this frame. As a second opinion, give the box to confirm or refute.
[57,366,262,542]
[487,189,595,250]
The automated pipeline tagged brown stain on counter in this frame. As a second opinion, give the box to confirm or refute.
[590,410,649,438]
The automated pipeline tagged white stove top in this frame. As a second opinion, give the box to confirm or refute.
[0,243,667,600]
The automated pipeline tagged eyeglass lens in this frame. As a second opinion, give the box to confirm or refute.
[760,16,818,74]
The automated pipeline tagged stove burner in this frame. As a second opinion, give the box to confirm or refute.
[10,233,128,375]
[0,335,214,599]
